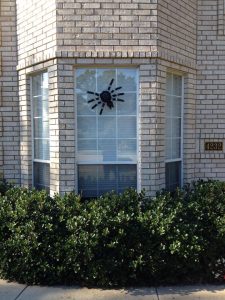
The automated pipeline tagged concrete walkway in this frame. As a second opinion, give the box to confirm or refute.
[1,279,225,300]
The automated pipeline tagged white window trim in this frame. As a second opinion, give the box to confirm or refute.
[165,74,184,187]
[74,67,140,195]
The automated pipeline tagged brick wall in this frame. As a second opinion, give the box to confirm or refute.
[0,0,20,183]
[16,0,57,68]
[158,0,197,67]
[55,0,157,54]
[196,0,225,180]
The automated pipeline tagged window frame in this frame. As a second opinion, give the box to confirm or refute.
[74,66,140,196]
[165,72,184,189]
[30,71,50,190]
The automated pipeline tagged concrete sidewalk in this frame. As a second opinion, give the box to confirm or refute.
[1,279,225,300]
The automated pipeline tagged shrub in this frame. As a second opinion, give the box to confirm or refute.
[0,179,11,196]
[0,180,224,286]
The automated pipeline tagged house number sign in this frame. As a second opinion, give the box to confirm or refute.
[205,142,223,151]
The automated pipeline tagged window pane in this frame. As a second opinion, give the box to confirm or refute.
[173,75,182,96]
[77,116,96,139]
[76,69,96,93]
[118,165,137,192]
[172,97,182,117]
[77,93,96,116]
[78,164,137,198]
[34,119,49,139]
[78,165,98,196]
[165,138,172,160]
[165,118,172,138]
[98,139,117,162]
[118,139,136,162]
[117,69,137,92]
[77,139,98,161]
[98,165,117,194]
[172,118,181,138]
[165,161,181,191]
[33,99,48,118]
[33,162,50,192]
[32,74,42,97]
[34,139,50,160]
[98,116,116,138]
[172,138,181,159]
[165,96,172,116]
[97,69,116,91]
[117,93,136,115]
[117,116,136,138]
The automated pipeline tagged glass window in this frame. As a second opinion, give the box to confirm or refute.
[165,73,183,191]
[76,68,138,198]
[33,162,50,191]
[32,72,50,192]
[165,161,181,192]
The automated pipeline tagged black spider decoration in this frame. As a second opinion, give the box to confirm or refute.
[87,79,125,115]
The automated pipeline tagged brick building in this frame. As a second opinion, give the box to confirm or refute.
[0,0,223,197]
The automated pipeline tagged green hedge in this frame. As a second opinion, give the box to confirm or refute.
[0,180,225,286]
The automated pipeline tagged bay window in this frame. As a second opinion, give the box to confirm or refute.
[76,68,138,198]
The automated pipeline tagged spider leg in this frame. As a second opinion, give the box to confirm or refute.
[88,98,98,103]
[112,97,125,102]
[113,93,124,97]
[99,103,105,115]
[87,91,100,96]
[108,79,114,91]
[91,101,101,109]
[111,87,122,93]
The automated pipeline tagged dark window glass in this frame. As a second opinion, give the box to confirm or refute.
[33,162,50,192]
[78,164,137,198]
[165,161,181,192]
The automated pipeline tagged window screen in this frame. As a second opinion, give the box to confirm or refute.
[165,73,183,191]
[76,68,138,198]
[32,72,50,192]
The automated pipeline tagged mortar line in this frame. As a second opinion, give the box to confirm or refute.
[14,285,28,300]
